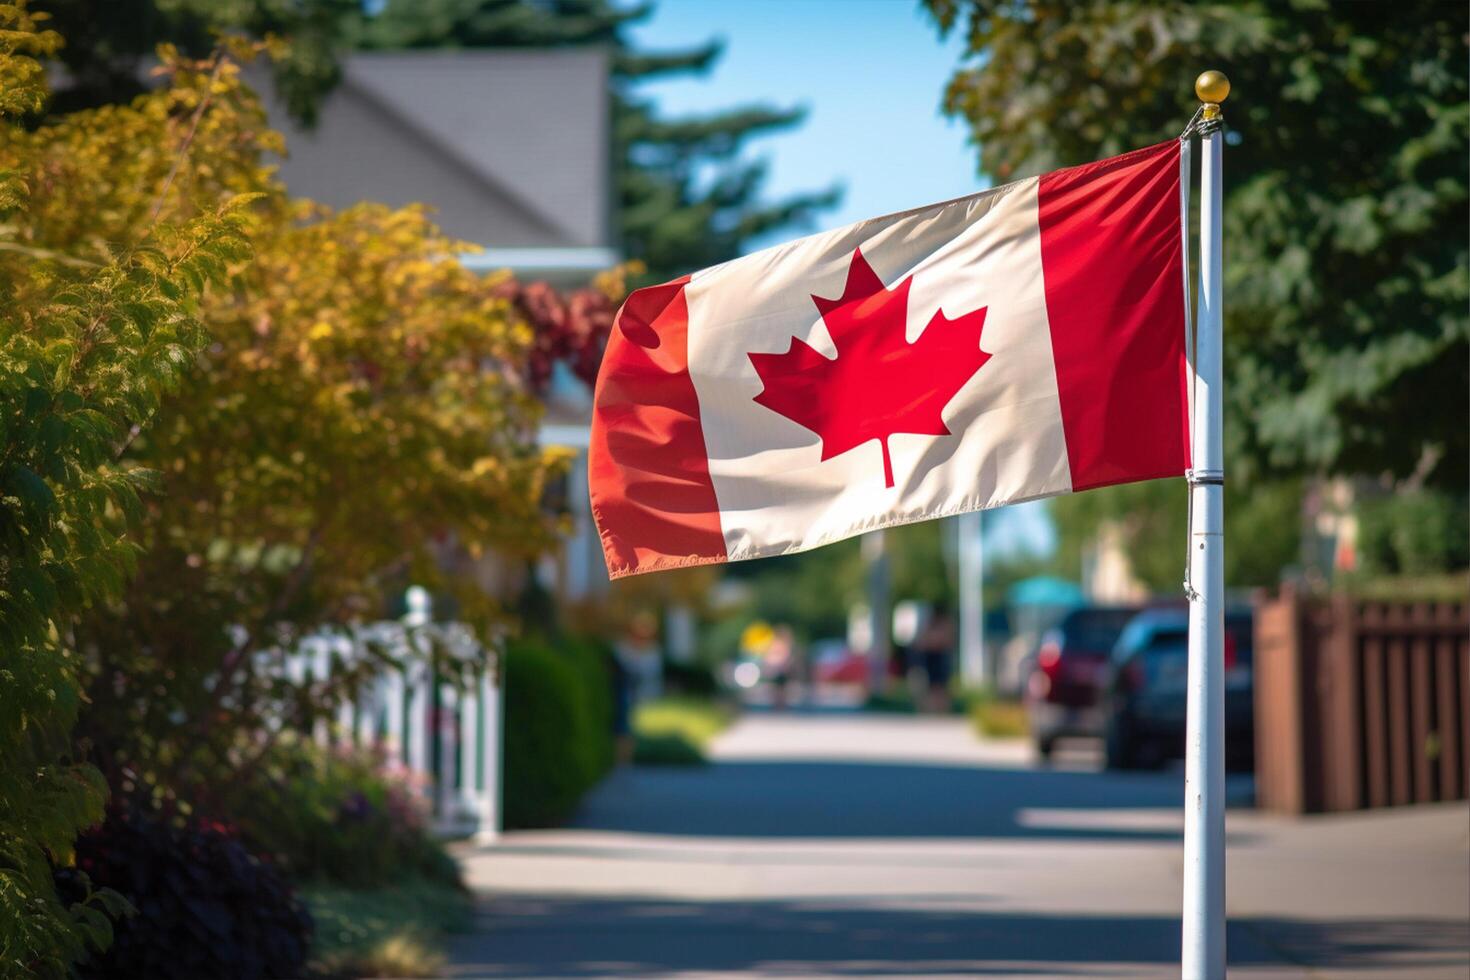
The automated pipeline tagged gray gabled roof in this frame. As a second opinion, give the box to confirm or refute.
[260,49,613,251]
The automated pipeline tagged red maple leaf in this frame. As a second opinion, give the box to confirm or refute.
[748,248,991,488]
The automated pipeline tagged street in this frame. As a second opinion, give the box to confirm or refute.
[449,713,1470,979]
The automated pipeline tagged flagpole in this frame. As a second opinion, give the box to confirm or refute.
[1182,69,1229,980]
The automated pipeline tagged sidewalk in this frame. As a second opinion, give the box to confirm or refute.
[448,712,1470,979]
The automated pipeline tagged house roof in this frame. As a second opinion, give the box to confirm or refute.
[259,49,613,252]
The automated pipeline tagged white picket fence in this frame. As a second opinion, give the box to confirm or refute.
[272,591,503,841]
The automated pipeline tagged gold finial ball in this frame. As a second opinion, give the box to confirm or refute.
[1195,70,1231,104]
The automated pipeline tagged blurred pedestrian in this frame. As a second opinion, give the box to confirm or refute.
[914,599,956,714]
[764,625,798,709]
[612,612,662,764]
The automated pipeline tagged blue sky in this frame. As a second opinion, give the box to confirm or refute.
[626,0,984,239]
[627,1,1054,560]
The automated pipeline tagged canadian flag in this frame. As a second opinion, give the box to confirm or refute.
[590,140,1189,579]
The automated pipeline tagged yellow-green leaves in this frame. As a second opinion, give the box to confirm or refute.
[0,11,259,972]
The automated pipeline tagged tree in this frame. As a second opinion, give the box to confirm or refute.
[38,0,363,121]
[1048,478,1303,594]
[924,1,1468,492]
[21,70,568,803]
[4,21,566,972]
[42,0,842,284]
[74,192,569,801]
[0,8,253,971]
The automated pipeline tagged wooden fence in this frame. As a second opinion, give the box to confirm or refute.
[1255,588,1469,814]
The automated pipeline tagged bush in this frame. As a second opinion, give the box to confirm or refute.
[0,18,257,969]
[502,638,614,828]
[864,689,917,714]
[662,660,720,698]
[633,697,732,756]
[632,732,706,766]
[966,689,1029,739]
[560,635,617,774]
[232,738,460,890]
[55,806,312,980]
[1357,489,1470,577]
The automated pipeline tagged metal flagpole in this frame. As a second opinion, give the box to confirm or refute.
[1182,69,1230,980]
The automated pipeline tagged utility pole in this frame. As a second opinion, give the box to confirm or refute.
[957,511,986,688]
[862,529,891,692]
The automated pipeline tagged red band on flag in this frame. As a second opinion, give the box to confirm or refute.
[1038,140,1191,492]
[589,276,728,578]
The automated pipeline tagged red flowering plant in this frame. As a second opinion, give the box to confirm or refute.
[496,267,630,393]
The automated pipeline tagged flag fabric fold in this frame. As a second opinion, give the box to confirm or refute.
[590,140,1190,579]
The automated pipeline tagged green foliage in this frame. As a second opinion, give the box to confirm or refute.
[558,633,617,772]
[966,688,1027,739]
[1,4,578,971]
[660,659,718,698]
[632,696,730,765]
[863,690,917,715]
[232,738,462,890]
[20,45,565,803]
[1049,478,1304,593]
[634,696,731,746]
[1222,479,1307,588]
[1338,570,1470,604]
[925,0,1469,490]
[58,806,313,980]
[712,516,976,650]
[888,520,955,607]
[40,0,363,122]
[720,538,863,645]
[502,638,613,828]
[0,9,254,972]
[1356,489,1470,578]
[632,733,705,766]
[6,10,560,965]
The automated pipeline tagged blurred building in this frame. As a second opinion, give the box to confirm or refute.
[258,50,616,284]
[256,50,617,601]
[1080,520,1149,603]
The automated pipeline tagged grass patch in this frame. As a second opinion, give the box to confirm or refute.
[967,690,1029,739]
[632,697,733,766]
[864,687,973,716]
[863,689,917,714]
[304,876,472,978]
[633,731,707,766]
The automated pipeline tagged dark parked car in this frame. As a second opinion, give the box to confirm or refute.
[1023,606,1140,758]
[1101,608,1255,771]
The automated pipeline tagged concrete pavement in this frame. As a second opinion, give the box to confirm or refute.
[448,712,1470,979]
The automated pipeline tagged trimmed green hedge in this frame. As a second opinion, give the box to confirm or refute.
[502,637,614,828]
